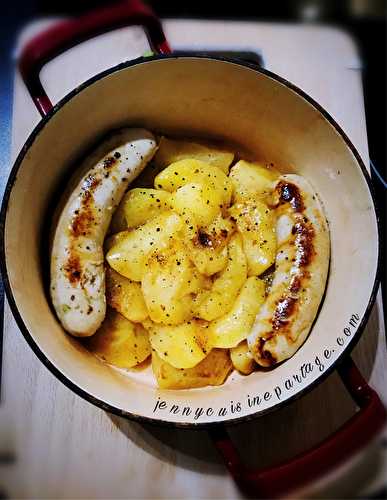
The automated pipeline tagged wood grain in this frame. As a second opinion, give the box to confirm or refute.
[0,19,385,499]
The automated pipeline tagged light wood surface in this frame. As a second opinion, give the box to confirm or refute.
[0,19,386,499]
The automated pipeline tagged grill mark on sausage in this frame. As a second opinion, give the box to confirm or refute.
[70,174,101,237]
[70,205,95,237]
[64,254,82,284]
[83,173,102,193]
[272,296,298,330]
[268,221,314,334]
[66,169,107,284]
[71,155,116,239]
[293,221,315,267]
[276,181,305,212]
[262,349,277,365]
[257,217,316,358]
[103,156,117,169]
[289,275,301,294]
[256,338,277,366]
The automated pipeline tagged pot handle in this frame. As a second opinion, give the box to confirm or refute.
[18,0,171,117]
[209,356,386,499]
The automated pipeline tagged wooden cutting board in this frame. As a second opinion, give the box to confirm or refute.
[0,18,386,499]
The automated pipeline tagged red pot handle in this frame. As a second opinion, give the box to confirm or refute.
[210,356,386,498]
[18,0,171,117]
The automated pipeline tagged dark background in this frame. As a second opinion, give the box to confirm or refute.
[1,0,386,316]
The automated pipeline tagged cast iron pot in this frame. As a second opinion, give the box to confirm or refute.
[1,1,385,497]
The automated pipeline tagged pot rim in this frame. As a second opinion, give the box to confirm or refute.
[0,54,381,429]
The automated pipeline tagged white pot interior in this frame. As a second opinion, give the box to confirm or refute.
[4,57,379,425]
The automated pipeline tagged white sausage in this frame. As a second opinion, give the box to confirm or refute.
[50,128,157,337]
[248,174,330,366]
